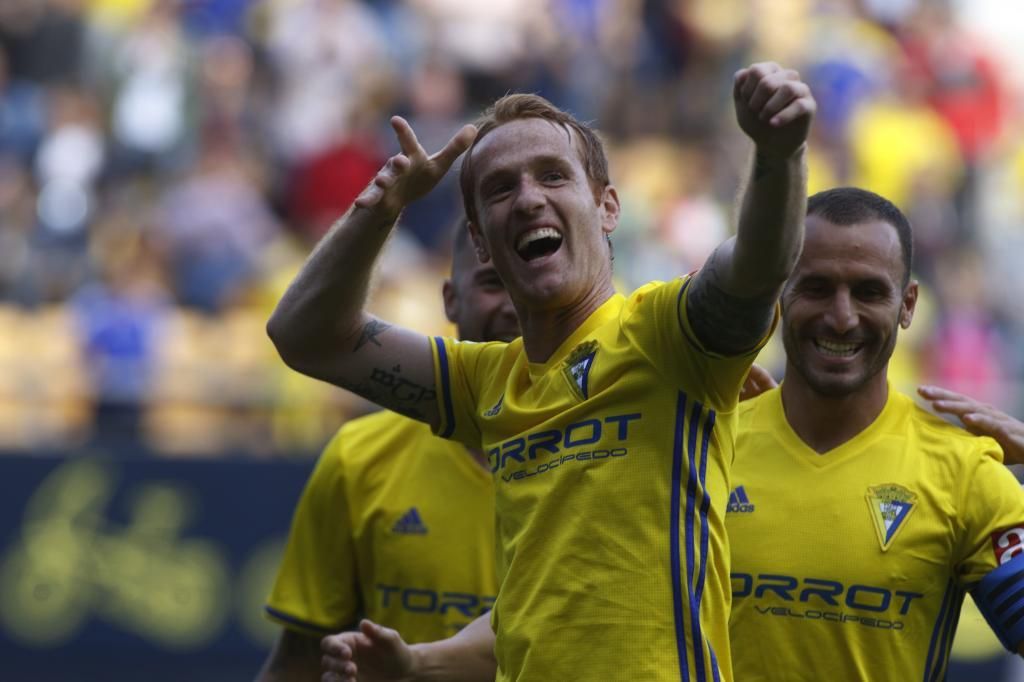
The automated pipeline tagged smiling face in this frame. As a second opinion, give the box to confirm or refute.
[781,215,918,398]
[466,117,619,312]
[444,226,520,343]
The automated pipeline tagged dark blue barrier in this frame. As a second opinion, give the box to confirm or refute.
[0,452,312,682]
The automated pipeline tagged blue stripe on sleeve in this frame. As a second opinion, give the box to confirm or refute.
[931,585,965,682]
[685,399,707,682]
[670,391,690,681]
[433,336,456,439]
[697,408,719,682]
[923,581,954,681]
[675,278,706,353]
[264,605,335,635]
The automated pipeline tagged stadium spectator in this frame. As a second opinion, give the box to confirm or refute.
[150,137,280,313]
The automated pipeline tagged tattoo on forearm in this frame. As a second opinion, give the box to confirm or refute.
[688,267,777,356]
[370,367,436,403]
[354,320,392,351]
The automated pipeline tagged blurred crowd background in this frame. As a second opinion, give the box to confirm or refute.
[1,0,1023,458]
[3,1,1024,678]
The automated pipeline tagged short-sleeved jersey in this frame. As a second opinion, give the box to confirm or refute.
[264,410,497,643]
[728,386,1024,681]
[431,278,772,682]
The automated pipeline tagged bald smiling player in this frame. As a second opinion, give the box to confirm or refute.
[728,187,1024,681]
[256,223,516,681]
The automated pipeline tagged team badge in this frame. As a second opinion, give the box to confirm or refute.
[562,341,598,400]
[866,484,916,551]
[991,526,1024,566]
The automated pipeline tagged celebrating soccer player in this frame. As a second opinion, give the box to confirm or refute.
[269,62,814,681]
[728,187,1024,679]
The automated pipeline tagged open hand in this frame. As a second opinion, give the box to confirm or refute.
[733,62,815,158]
[321,619,416,682]
[740,364,778,402]
[918,385,1024,465]
[354,117,477,220]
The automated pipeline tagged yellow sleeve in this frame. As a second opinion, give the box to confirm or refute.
[626,277,778,413]
[430,335,506,449]
[955,439,1024,585]
[264,431,359,635]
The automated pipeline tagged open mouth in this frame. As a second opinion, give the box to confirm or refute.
[813,338,862,358]
[515,227,563,262]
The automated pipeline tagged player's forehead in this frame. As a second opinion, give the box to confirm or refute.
[796,215,903,282]
[471,118,583,182]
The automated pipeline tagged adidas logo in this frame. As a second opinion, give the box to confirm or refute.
[727,486,755,514]
[483,394,504,417]
[392,507,429,535]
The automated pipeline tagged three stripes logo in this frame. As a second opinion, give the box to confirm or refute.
[392,507,429,535]
[483,393,504,418]
[727,486,755,514]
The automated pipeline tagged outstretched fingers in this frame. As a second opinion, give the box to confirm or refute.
[391,116,425,160]
[431,123,478,170]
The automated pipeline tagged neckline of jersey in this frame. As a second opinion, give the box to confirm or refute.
[526,292,625,380]
[768,383,905,466]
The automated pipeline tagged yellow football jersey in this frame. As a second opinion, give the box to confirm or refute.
[432,278,772,682]
[728,386,1024,681]
[264,410,497,642]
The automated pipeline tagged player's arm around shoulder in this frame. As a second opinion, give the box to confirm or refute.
[255,628,323,682]
[687,62,815,356]
[267,117,476,429]
[919,385,1024,466]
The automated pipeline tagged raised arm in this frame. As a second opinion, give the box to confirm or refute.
[688,62,815,355]
[267,118,476,426]
[321,615,496,682]
[918,385,1024,465]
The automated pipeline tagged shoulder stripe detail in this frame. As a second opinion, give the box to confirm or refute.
[671,390,720,682]
[923,580,964,682]
[667,387,692,675]
[934,584,964,681]
[264,605,335,635]
[697,408,720,682]
[434,337,456,439]
[676,278,706,354]
[923,581,953,682]
[670,391,690,680]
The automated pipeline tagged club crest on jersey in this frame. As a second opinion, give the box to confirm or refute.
[562,341,597,401]
[865,484,916,551]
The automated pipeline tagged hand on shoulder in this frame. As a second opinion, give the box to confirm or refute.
[919,385,1024,465]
